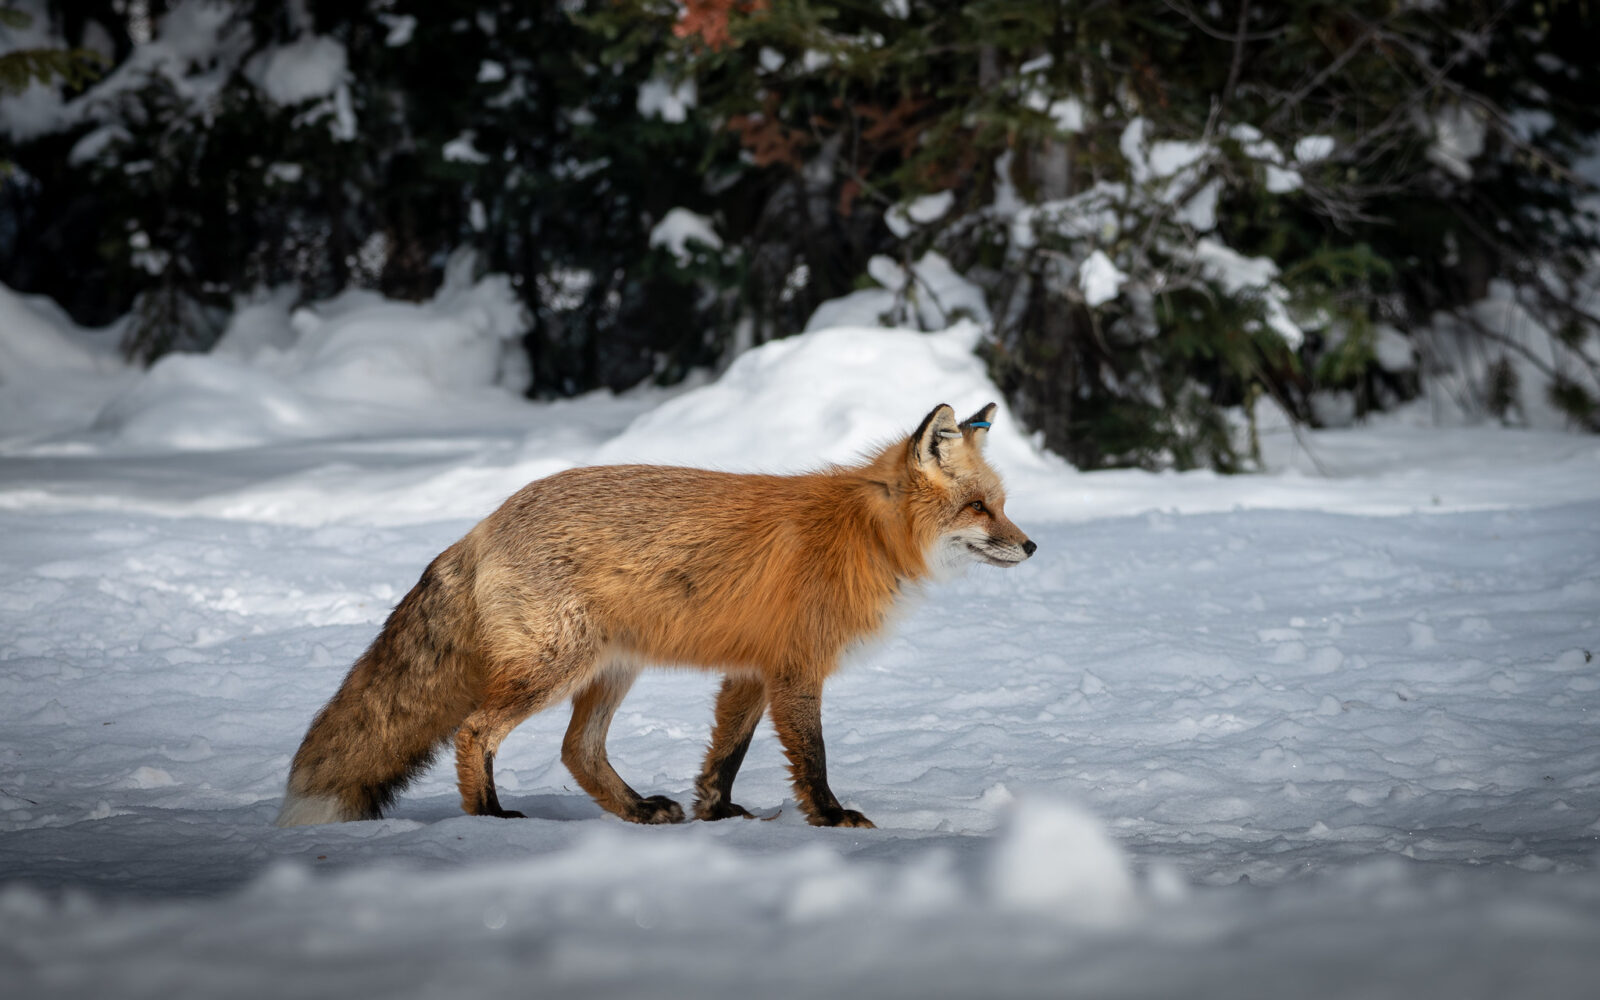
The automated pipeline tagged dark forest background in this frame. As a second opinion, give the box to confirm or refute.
[3,0,1597,469]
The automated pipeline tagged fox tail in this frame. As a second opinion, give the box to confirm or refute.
[275,552,481,826]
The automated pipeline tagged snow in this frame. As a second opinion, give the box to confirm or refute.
[636,78,697,124]
[1046,95,1086,133]
[247,34,348,107]
[1373,323,1416,373]
[1190,238,1305,348]
[885,191,955,237]
[591,321,1031,476]
[2,0,249,143]
[2,263,529,456]
[1428,104,1489,181]
[379,14,417,47]
[803,288,895,332]
[1078,249,1127,307]
[0,284,107,375]
[1293,135,1336,163]
[1420,279,1600,430]
[1021,65,1085,135]
[804,253,990,333]
[648,208,723,266]
[66,123,130,167]
[3,281,1600,998]
[2,3,360,147]
[1009,181,1126,250]
[905,190,955,224]
[442,131,491,165]
[1175,177,1223,230]
[1264,164,1303,194]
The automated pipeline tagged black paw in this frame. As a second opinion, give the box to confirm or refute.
[631,795,686,825]
[808,807,875,829]
[694,800,755,821]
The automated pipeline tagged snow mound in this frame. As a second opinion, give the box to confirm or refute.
[92,352,324,450]
[0,284,133,448]
[90,268,530,451]
[989,797,1139,924]
[0,283,106,375]
[592,321,1048,477]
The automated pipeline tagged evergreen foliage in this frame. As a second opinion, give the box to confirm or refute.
[0,2,104,184]
[612,0,1600,466]
[1,0,1595,466]
[0,6,102,96]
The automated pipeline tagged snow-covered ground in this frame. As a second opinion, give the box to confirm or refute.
[2,280,1598,998]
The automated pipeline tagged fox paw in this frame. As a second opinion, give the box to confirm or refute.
[694,800,755,821]
[809,807,875,829]
[630,795,686,825]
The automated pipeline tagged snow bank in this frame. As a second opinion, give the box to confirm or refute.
[3,262,531,453]
[592,321,1050,481]
[0,283,110,375]
[0,284,134,448]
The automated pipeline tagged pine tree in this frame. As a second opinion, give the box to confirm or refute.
[595,0,1598,466]
[3,0,1594,454]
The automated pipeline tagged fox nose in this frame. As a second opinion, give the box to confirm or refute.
[1022,539,1037,557]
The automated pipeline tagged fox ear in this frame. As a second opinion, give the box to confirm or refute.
[961,402,998,447]
[911,403,961,473]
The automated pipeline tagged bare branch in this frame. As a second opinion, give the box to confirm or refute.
[1262,18,1383,131]
[1346,0,1521,167]
[1457,309,1571,389]
[1160,0,1284,42]
[1207,0,1252,138]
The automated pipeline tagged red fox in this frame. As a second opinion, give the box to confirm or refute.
[276,402,1034,829]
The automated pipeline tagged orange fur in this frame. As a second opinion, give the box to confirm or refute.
[276,402,1034,828]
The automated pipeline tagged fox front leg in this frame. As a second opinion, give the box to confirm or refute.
[766,677,874,829]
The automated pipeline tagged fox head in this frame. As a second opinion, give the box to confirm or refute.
[905,402,1036,576]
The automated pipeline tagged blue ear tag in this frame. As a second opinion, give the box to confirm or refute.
[969,421,991,429]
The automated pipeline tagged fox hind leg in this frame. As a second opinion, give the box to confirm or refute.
[693,674,767,821]
[562,664,685,824]
[455,684,553,819]
[455,647,592,818]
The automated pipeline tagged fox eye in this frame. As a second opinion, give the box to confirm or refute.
[969,500,987,514]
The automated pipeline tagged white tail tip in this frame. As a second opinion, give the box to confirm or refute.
[275,791,350,827]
